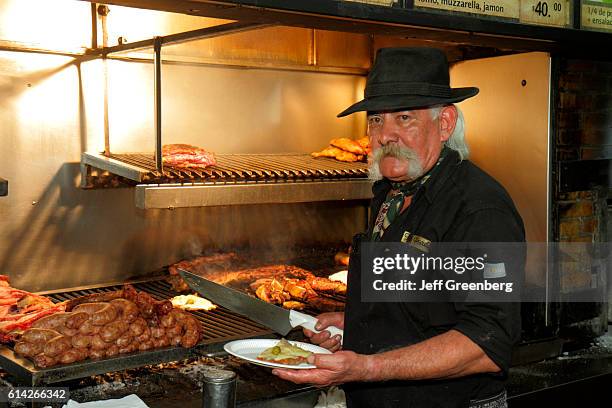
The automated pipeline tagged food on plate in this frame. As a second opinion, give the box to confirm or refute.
[311,136,370,162]
[171,295,216,311]
[162,144,216,169]
[257,338,313,365]
[14,285,201,368]
[0,275,65,343]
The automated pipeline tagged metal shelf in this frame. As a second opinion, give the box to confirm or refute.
[81,152,373,208]
[135,179,373,209]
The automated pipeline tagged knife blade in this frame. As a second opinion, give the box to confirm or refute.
[177,269,343,342]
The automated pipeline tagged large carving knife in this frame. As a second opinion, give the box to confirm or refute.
[178,269,343,343]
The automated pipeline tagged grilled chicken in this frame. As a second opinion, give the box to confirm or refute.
[282,301,306,310]
[330,138,367,155]
[311,146,362,162]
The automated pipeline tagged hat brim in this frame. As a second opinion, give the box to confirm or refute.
[337,87,479,117]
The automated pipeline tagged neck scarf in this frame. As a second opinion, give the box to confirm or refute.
[371,147,449,241]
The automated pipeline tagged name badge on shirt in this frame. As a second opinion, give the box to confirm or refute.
[483,263,507,278]
[401,231,431,253]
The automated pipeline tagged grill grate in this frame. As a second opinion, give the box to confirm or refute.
[0,278,272,385]
[108,153,368,183]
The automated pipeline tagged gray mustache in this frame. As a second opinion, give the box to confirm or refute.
[371,144,420,163]
[368,144,423,182]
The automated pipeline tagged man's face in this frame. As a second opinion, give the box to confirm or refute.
[367,106,454,182]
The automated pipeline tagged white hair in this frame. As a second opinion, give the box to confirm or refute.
[430,104,469,160]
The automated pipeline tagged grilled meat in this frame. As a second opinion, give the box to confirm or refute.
[330,138,367,155]
[162,144,216,169]
[0,275,65,342]
[15,285,202,368]
[311,146,362,162]
[307,277,347,295]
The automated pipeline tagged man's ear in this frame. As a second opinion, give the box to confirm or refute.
[438,105,458,143]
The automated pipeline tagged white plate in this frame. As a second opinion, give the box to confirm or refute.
[224,339,331,369]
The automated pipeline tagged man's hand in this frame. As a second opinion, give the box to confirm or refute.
[272,351,371,387]
[303,312,344,352]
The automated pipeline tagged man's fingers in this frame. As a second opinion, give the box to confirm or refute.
[318,335,341,351]
[309,330,331,344]
[309,353,342,369]
[303,328,314,338]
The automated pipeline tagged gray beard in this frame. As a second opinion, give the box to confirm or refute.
[368,144,424,182]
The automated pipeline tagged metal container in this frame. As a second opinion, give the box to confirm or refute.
[202,367,237,408]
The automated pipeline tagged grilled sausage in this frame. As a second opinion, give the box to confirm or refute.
[21,328,61,344]
[152,336,169,348]
[78,319,101,335]
[34,354,57,368]
[73,302,118,326]
[165,324,182,338]
[59,348,88,364]
[71,334,92,349]
[57,326,79,337]
[115,332,132,348]
[43,335,72,357]
[110,299,139,323]
[168,335,182,346]
[105,344,119,357]
[89,349,106,359]
[129,317,147,337]
[138,340,154,351]
[63,290,124,311]
[90,334,110,351]
[160,313,175,328]
[118,343,136,354]
[65,311,90,329]
[100,320,129,343]
[150,326,165,339]
[14,341,43,357]
[31,313,69,330]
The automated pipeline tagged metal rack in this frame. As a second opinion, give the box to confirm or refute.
[0,278,272,386]
[78,13,374,208]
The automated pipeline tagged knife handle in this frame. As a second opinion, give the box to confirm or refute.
[289,310,343,345]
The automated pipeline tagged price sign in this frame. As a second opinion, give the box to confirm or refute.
[520,0,569,26]
[581,1,612,33]
[414,0,572,27]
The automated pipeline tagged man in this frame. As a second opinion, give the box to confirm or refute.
[273,47,524,408]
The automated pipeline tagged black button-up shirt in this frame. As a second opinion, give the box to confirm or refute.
[343,149,525,408]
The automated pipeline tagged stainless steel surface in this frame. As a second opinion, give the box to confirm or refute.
[0,278,272,385]
[90,22,272,56]
[451,53,550,287]
[136,180,373,209]
[154,36,163,171]
[178,269,294,336]
[82,152,148,181]
[202,368,237,408]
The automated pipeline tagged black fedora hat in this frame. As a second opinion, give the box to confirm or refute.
[337,47,479,117]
